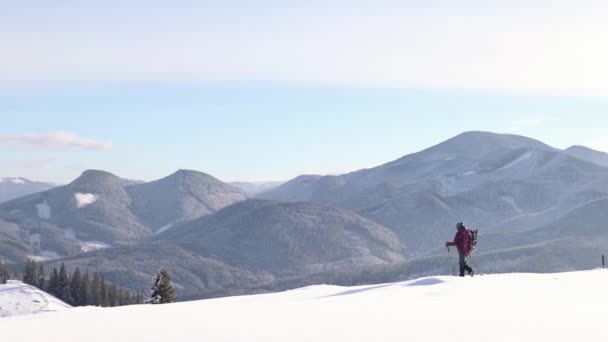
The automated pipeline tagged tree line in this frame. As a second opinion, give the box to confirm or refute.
[22,259,143,307]
[0,262,9,284]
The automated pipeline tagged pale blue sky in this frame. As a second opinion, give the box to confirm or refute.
[2,1,608,183]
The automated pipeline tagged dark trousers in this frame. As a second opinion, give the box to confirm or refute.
[459,252,473,277]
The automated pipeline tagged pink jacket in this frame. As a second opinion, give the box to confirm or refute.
[446,226,471,256]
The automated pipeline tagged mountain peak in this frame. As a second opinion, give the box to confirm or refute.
[171,169,213,178]
[564,145,608,167]
[565,145,602,153]
[78,169,119,179]
[69,169,131,192]
[160,169,222,185]
[424,131,555,157]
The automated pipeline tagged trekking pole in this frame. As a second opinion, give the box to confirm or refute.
[447,247,455,276]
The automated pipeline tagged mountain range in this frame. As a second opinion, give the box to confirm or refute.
[0,178,57,204]
[0,169,247,264]
[2,131,608,298]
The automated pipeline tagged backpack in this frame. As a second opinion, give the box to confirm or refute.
[468,229,478,253]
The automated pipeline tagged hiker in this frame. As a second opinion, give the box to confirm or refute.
[445,222,474,277]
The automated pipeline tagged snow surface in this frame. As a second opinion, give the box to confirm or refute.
[1,270,608,341]
[35,201,51,219]
[64,228,111,252]
[74,193,99,208]
[0,281,70,318]
[80,241,111,253]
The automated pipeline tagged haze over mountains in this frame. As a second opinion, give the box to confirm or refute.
[1,131,608,298]
[0,178,57,204]
[230,181,284,196]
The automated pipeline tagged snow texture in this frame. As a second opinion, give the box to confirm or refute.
[155,224,174,235]
[35,201,51,219]
[0,281,70,318]
[1,270,607,341]
[74,193,99,208]
[79,241,110,253]
[64,228,110,252]
[498,151,534,171]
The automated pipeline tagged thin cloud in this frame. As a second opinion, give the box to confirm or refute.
[3,2,608,96]
[0,132,112,151]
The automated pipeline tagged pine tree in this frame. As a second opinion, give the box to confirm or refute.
[36,262,45,290]
[108,284,118,307]
[91,273,101,306]
[0,262,9,284]
[80,271,91,306]
[100,276,108,307]
[48,267,59,297]
[136,292,144,305]
[118,288,125,306]
[48,268,60,297]
[130,292,137,305]
[23,259,36,286]
[145,269,176,304]
[69,268,82,306]
[58,263,71,303]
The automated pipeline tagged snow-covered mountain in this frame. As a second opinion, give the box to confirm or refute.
[53,200,405,298]
[0,178,56,204]
[230,181,283,196]
[1,271,606,342]
[258,131,608,254]
[3,131,608,301]
[0,280,70,317]
[0,169,247,263]
[565,145,608,167]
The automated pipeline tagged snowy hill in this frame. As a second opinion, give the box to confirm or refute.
[0,280,70,317]
[1,270,606,341]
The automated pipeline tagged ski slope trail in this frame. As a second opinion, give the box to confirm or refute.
[1,271,607,341]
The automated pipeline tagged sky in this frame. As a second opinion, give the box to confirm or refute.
[2,1,608,183]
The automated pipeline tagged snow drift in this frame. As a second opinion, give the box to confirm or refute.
[0,281,70,318]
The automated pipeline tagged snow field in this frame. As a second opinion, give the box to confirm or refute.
[1,270,607,341]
